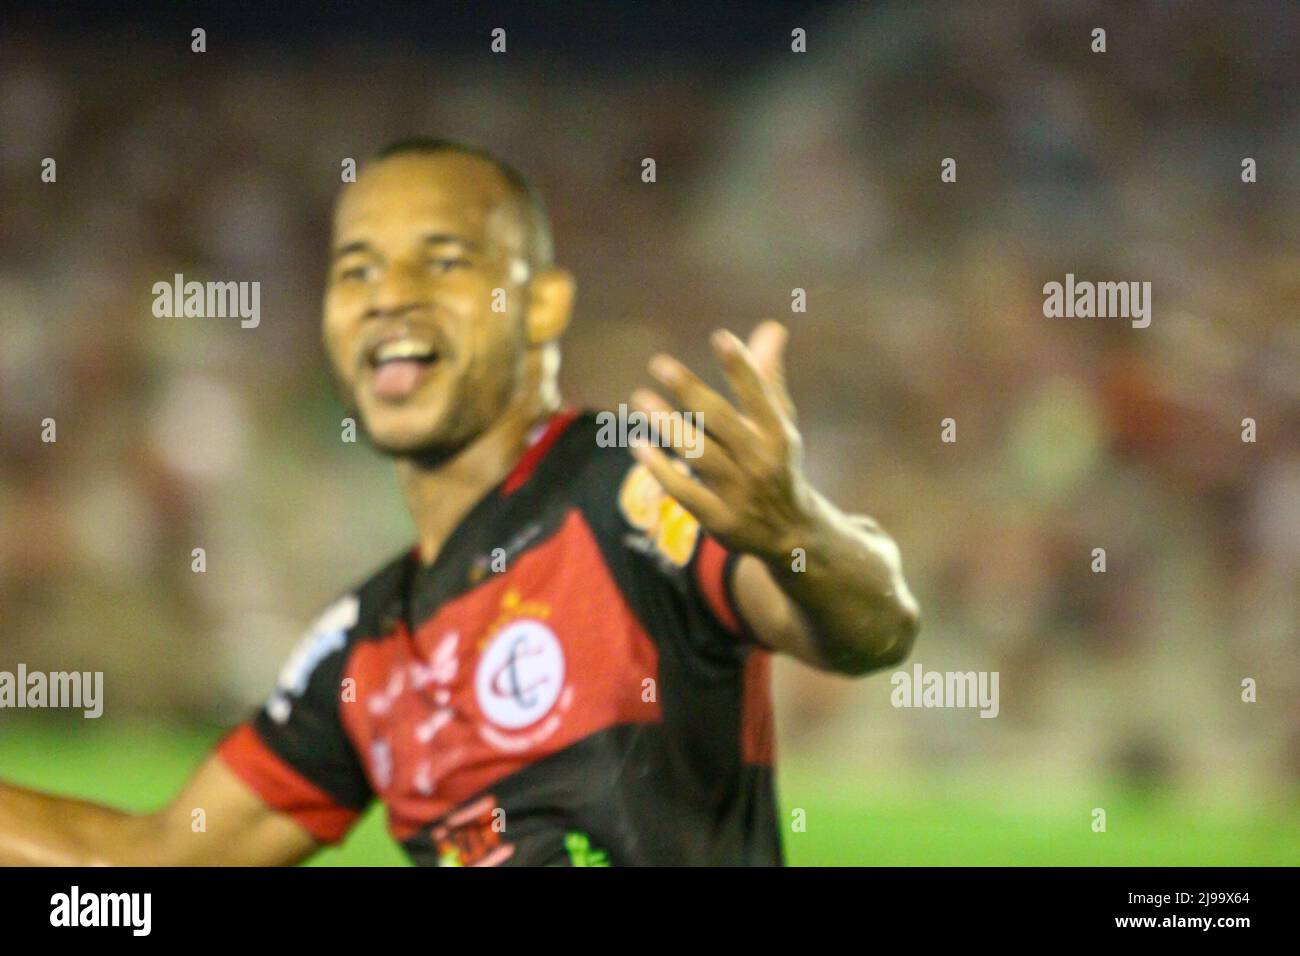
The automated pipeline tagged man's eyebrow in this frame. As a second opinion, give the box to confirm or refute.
[331,234,484,261]
[332,240,372,261]
[422,233,483,252]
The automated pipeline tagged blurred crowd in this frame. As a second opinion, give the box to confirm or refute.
[1,2,1296,794]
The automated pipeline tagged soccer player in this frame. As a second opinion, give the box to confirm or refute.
[0,139,919,866]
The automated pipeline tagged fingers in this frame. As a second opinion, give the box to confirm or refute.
[629,441,733,531]
[709,329,787,438]
[747,320,787,381]
[630,387,745,487]
[647,354,759,453]
[641,322,798,470]
[745,321,795,419]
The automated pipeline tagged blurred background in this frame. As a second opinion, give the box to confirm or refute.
[1,0,1297,864]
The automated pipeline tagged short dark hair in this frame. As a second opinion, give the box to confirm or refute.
[373,137,553,269]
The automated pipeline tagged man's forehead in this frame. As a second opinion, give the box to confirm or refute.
[333,153,521,245]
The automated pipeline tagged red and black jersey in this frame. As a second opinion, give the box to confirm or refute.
[218,409,781,866]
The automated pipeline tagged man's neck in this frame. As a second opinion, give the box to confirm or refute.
[396,394,559,566]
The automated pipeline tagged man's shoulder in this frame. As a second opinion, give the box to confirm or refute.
[261,550,411,721]
[296,549,411,655]
[533,407,641,496]
[556,408,706,567]
[346,547,414,632]
[352,546,414,595]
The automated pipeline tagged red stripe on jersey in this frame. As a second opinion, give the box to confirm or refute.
[695,536,741,634]
[741,650,775,766]
[216,723,361,844]
[502,408,581,496]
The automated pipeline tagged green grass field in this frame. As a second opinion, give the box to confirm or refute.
[3,720,1296,865]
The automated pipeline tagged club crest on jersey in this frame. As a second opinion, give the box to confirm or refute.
[474,590,571,750]
[618,462,700,568]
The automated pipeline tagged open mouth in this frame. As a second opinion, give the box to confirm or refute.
[366,338,443,401]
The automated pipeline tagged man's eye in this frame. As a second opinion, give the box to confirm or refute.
[337,264,373,282]
[427,256,468,274]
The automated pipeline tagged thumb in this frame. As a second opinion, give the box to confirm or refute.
[747,320,793,417]
[747,320,788,380]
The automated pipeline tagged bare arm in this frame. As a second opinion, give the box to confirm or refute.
[0,753,319,867]
[730,506,918,674]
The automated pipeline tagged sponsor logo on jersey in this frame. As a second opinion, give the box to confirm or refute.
[618,462,701,567]
[432,795,514,867]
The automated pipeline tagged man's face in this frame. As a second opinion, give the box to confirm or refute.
[324,152,532,457]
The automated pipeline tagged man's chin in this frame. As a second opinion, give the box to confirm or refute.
[366,427,452,459]
[358,412,472,465]
[354,396,444,449]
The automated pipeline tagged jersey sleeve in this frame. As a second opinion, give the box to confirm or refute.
[600,453,762,666]
[216,594,373,844]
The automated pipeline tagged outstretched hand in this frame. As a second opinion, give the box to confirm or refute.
[629,320,814,562]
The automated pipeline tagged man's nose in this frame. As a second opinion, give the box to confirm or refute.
[370,259,427,317]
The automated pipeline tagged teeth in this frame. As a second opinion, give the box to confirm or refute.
[374,339,436,363]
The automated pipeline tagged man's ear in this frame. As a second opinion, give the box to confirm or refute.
[524,267,576,346]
